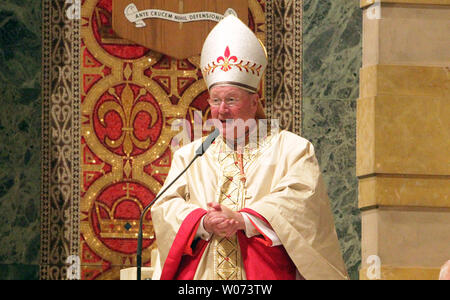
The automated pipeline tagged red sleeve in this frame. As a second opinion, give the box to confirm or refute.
[160,208,208,280]
[239,207,273,247]
[237,208,300,280]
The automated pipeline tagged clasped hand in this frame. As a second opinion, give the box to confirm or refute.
[203,202,245,238]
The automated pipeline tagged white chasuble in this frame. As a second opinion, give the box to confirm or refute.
[151,130,349,280]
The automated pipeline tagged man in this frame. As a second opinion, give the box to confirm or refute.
[150,14,348,280]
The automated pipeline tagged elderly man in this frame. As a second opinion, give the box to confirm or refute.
[150,15,348,280]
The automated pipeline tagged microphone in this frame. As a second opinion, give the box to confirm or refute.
[195,127,220,156]
[136,128,220,280]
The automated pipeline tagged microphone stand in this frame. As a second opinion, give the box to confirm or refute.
[136,128,219,280]
[136,155,199,280]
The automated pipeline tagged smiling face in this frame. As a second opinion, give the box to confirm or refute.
[208,85,259,141]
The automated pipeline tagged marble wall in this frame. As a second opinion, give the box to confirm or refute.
[302,0,362,279]
[0,0,41,279]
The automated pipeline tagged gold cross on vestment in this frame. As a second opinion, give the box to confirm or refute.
[123,182,134,198]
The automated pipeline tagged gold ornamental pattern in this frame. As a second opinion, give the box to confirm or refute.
[40,0,304,280]
[79,0,267,280]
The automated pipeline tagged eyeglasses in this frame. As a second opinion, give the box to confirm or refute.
[207,97,240,107]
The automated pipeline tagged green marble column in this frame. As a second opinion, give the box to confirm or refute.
[0,0,41,280]
[302,0,362,279]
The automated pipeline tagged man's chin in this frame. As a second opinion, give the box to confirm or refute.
[220,127,249,142]
[219,127,233,140]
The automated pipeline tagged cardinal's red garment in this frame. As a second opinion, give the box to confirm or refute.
[160,208,297,280]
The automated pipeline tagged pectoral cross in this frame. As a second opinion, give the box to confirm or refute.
[178,0,183,30]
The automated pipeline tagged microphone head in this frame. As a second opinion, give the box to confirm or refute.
[195,128,220,156]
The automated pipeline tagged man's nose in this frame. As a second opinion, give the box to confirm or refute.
[218,101,229,114]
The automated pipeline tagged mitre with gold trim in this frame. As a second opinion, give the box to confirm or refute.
[200,14,268,118]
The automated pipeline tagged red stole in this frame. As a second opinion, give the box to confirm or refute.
[160,208,298,280]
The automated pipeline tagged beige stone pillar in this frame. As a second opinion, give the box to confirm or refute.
[358,1,450,279]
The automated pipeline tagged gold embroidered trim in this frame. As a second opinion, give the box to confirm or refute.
[211,132,275,279]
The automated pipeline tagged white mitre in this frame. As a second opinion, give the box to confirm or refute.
[200,14,267,94]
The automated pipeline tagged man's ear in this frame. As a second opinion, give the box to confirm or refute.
[251,93,259,108]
